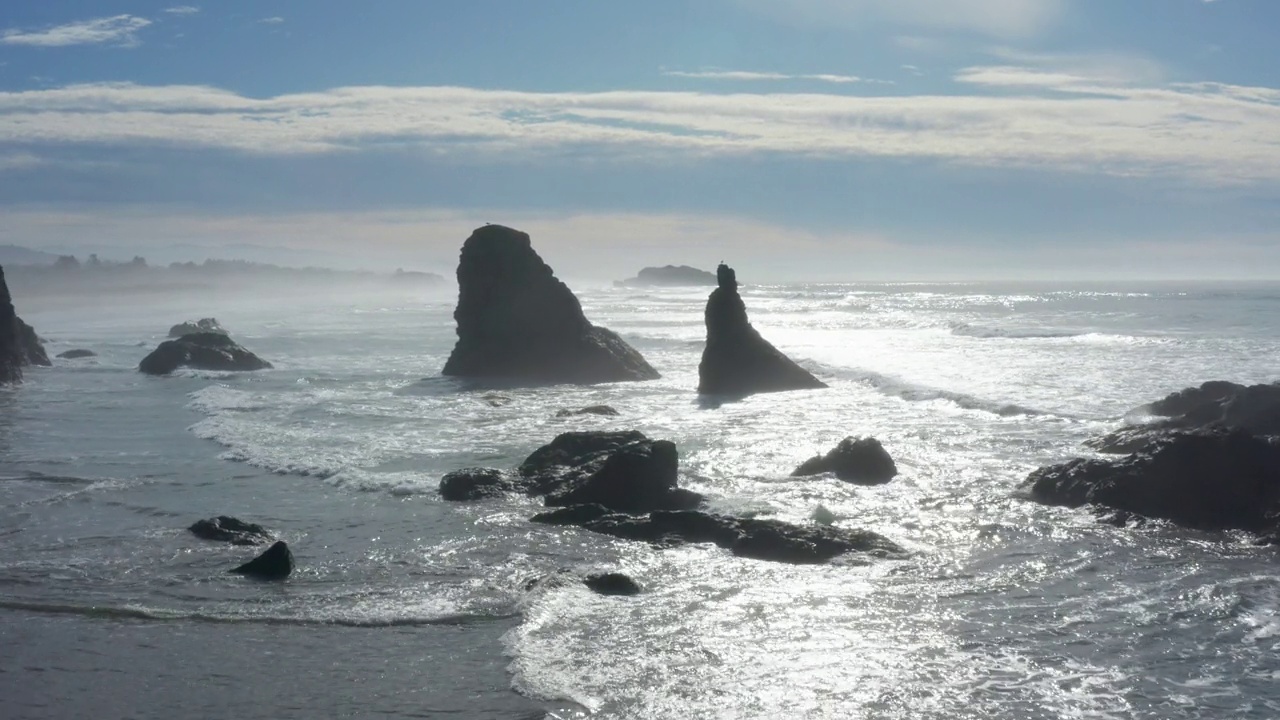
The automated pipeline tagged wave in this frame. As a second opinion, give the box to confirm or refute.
[823,366,1050,417]
[949,322,1088,339]
[0,599,516,628]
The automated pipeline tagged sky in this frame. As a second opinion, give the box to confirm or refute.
[0,0,1278,280]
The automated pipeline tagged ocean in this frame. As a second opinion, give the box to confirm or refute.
[2,278,1278,719]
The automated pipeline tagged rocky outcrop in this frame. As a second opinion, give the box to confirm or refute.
[56,349,96,359]
[792,437,898,485]
[615,265,717,287]
[697,263,826,397]
[1024,427,1280,540]
[533,504,906,565]
[438,430,702,512]
[168,318,227,338]
[230,540,294,580]
[555,405,620,418]
[441,225,659,385]
[0,265,46,383]
[139,332,272,375]
[583,572,642,596]
[1087,380,1280,453]
[189,516,274,546]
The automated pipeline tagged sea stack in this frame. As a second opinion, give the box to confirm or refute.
[442,225,660,385]
[0,264,47,383]
[697,263,826,397]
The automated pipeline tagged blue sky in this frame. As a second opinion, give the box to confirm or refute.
[0,0,1277,279]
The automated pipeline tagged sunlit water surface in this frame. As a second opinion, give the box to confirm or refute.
[2,281,1278,719]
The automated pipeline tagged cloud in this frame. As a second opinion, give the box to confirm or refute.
[664,70,868,84]
[258,17,285,24]
[163,6,201,15]
[1,15,153,48]
[731,0,1066,38]
[0,75,1278,184]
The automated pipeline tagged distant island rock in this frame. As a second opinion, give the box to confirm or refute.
[441,225,660,385]
[168,318,228,338]
[697,263,826,397]
[139,332,273,375]
[0,264,48,383]
[391,269,445,285]
[615,265,717,287]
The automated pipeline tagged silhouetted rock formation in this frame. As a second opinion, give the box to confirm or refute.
[1024,427,1280,541]
[0,265,46,383]
[792,437,898,485]
[615,265,717,287]
[189,516,274,546]
[230,540,294,580]
[56,349,96,359]
[442,225,659,385]
[555,405,620,418]
[583,572,642,596]
[533,504,906,564]
[439,430,702,512]
[1088,380,1280,453]
[438,468,520,501]
[169,318,227,338]
[139,332,272,375]
[697,263,826,397]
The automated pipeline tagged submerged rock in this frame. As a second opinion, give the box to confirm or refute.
[441,225,660,385]
[139,332,272,375]
[168,318,227,338]
[189,516,274,545]
[438,467,520,501]
[615,265,717,287]
[1024,427,1280,537]
[792,437,898,485]
[56,349,96,359]
[1088,380,1280,453]
[0,265,46,383]
[583,572,642,596]
[697,263,826,397]
[230,540,294,580]
[555,405,620,418]
[533,504,905,565]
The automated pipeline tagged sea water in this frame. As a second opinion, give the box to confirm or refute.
[2,280,1278,719]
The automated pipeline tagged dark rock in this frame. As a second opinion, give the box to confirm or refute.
[1088,380,1280,453]
[555,405,620,418]
[519,430,648,479]
[533,505,905,565]
[792,437,898,485]
[544,438,703,512]
[439,467,519,501]
[139,332,272,375]
[1024,427,1280,536]
[583,572,642,595]
[697,263,826,397]
[229,540,294,580]
[169,318,227,338]
[189,516,274,545]
[615,265,717,287]
[56,349,96,359]
[0,265,46,383]
[441,225,659,385]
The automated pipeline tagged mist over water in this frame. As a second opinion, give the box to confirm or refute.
[2,278,1279,719]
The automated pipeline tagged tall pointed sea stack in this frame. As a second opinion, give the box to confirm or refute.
[442,225,660,385]
[697,263,826,397]
[0,265,47,384]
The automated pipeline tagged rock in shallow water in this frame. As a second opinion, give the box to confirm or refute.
[438,467,520,501]
[792,436,898,485]
[56,349,96,359]
[230,540,294,580]
[697,263,826,398]
[442,224,659,385]
[555,405,620,418]
[1087,380,1280,453]
[139,332,272,375]
[583,572,642,596]
[189,516,274,545]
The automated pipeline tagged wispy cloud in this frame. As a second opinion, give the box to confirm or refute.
[664,69,869,84]
[257,17,285,24]
[0,75,1278,183]
[1,15,152,48]
[732,0,1066,39]
[162,6,201,15]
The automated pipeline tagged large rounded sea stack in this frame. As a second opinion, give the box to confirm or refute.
[442,225,659,385]
[697,263,826,397]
